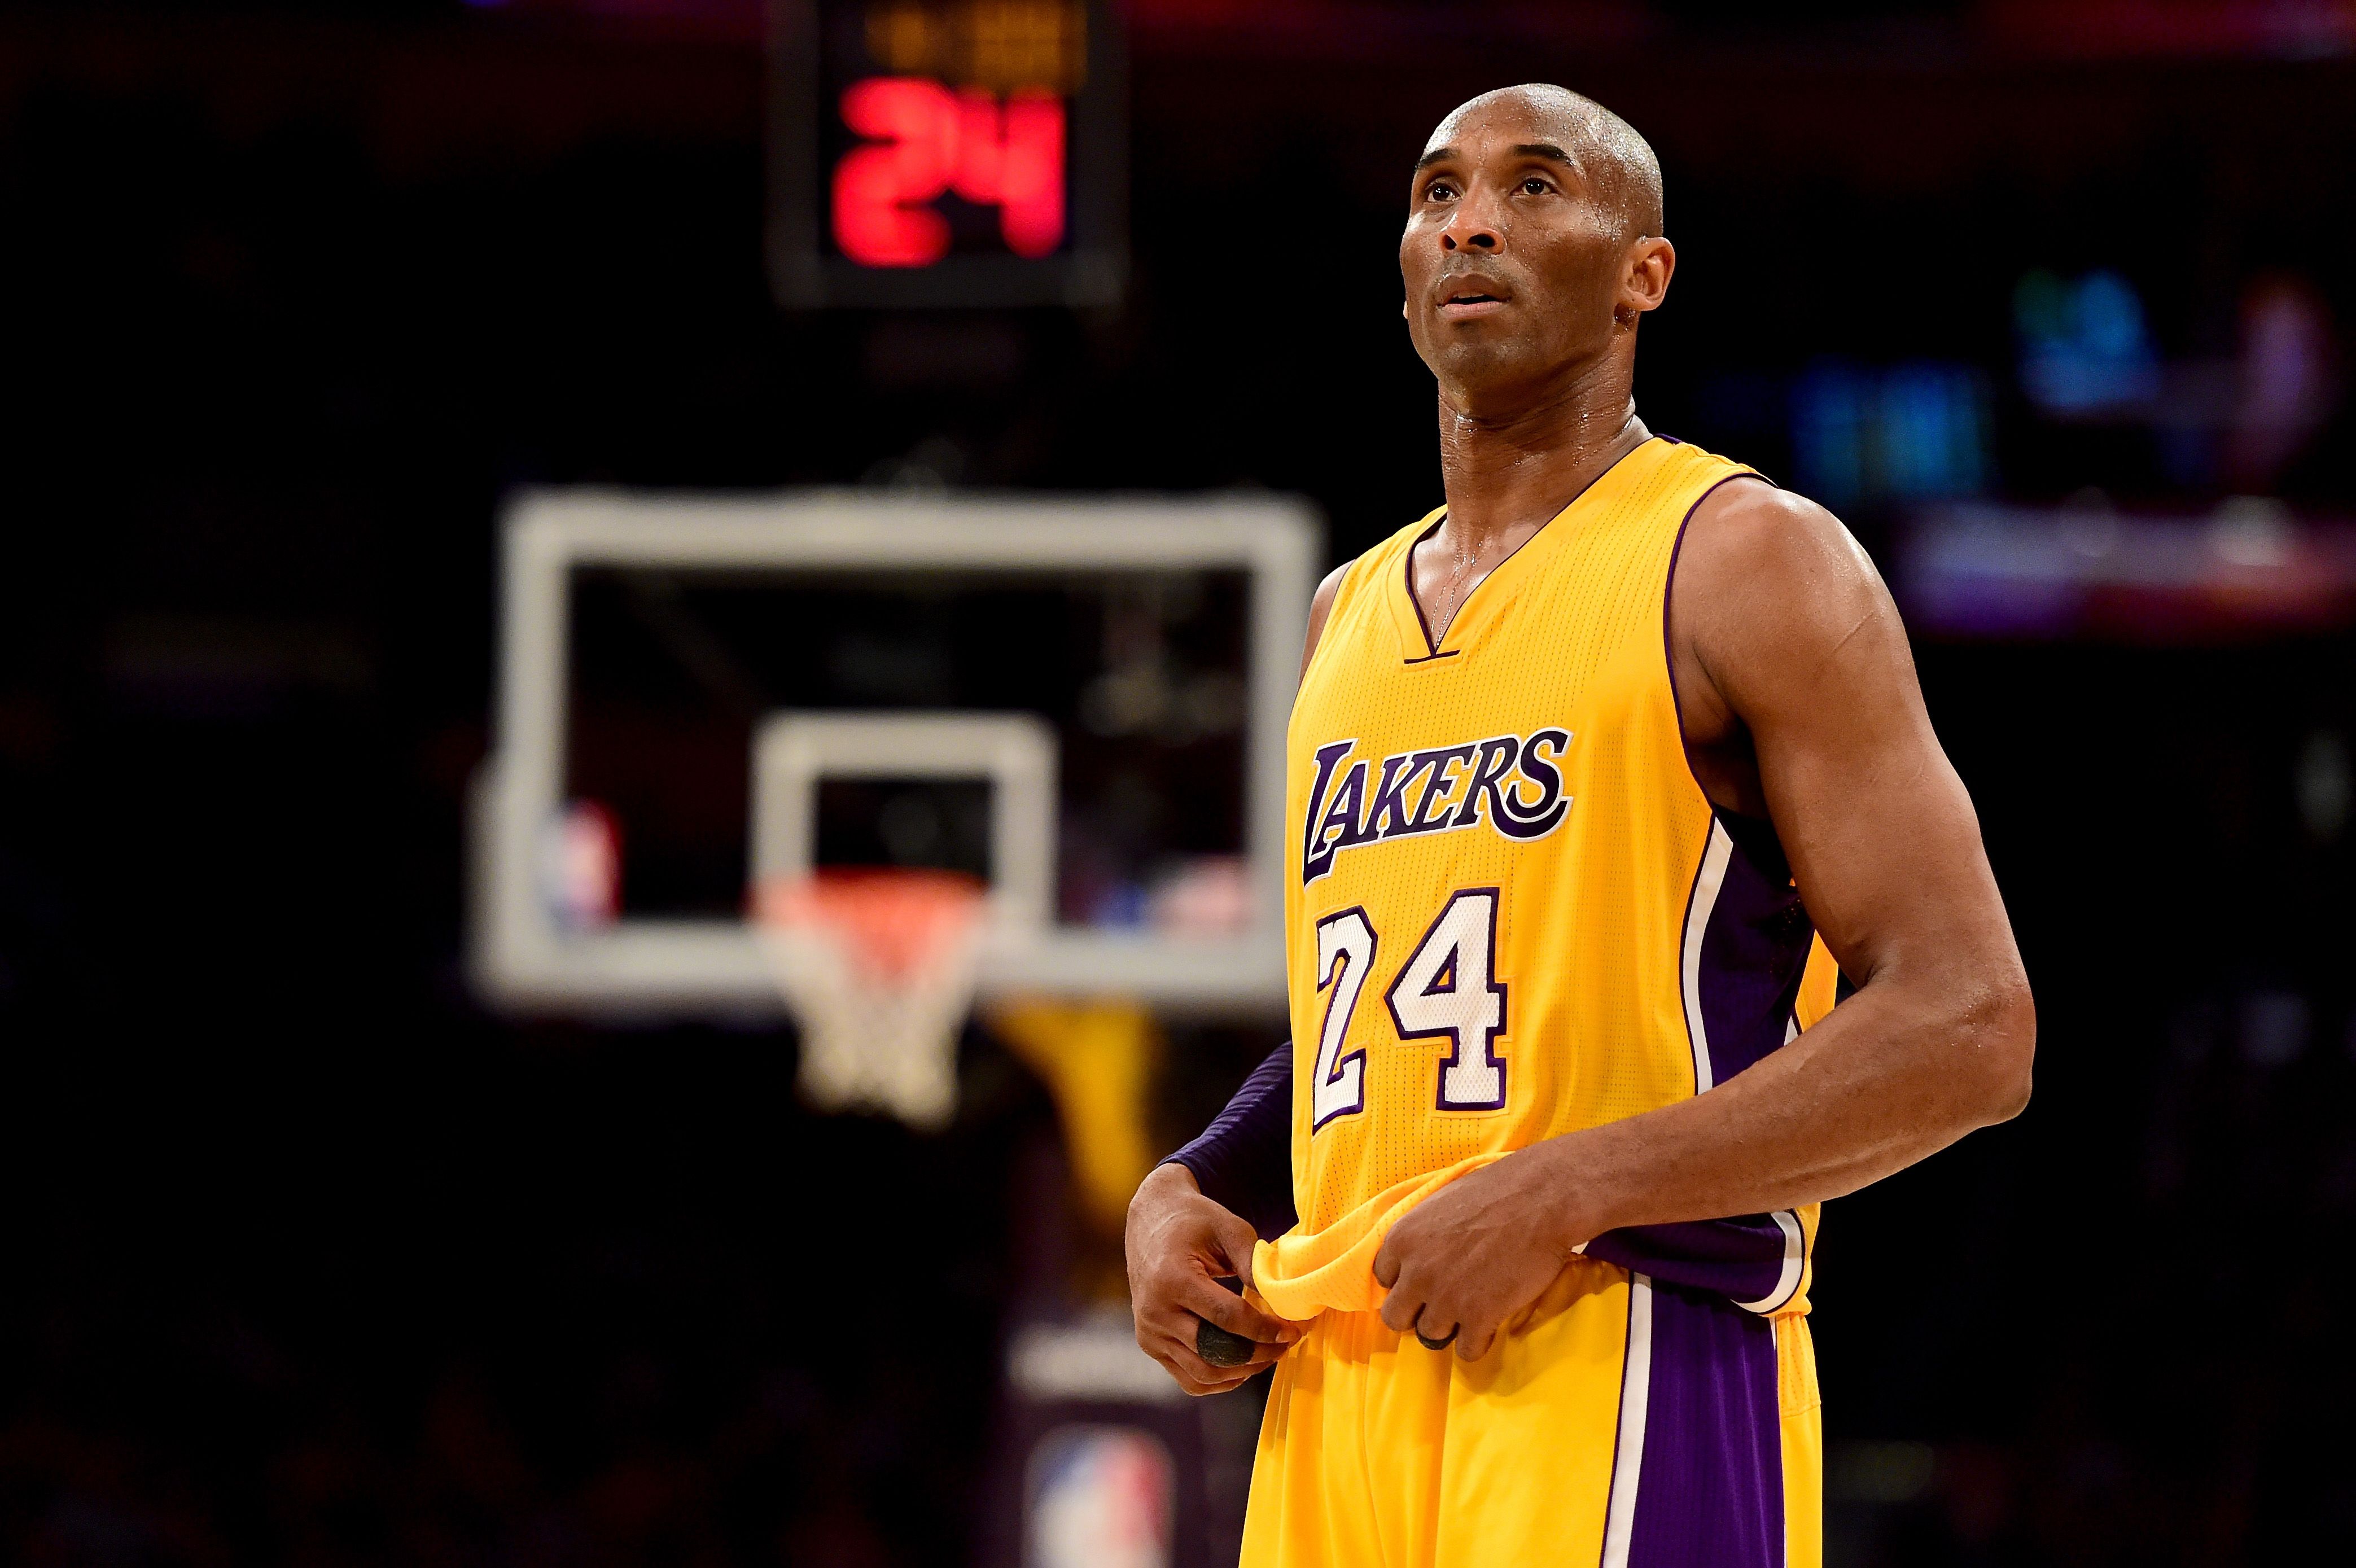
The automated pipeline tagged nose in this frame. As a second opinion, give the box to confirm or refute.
[1440,187,1502,253]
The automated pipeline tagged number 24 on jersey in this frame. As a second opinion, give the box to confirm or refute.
[1310,887,1509,1129]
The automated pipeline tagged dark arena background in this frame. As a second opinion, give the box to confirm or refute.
[3,1,2355,1564]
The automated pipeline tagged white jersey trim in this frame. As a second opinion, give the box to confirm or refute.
[1599,1272,1654,1568]
[1680,819,1735,1094]
[1733,1209,1807,1316]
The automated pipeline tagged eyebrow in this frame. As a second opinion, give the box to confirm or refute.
[1412,141,1576,174]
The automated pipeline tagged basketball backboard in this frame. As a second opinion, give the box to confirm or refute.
[470,489,1318,1019]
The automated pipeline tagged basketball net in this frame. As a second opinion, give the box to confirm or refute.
[753,869,988,1132]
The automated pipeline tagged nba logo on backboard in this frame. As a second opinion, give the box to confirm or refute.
[1024,1425,1173,1568]
[537,800,619,931]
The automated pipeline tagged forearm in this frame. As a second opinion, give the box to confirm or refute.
[1531,970,2031,1243]
[1163,1041,1298,1241]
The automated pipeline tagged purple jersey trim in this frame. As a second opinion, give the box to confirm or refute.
[1624,1282,1785,1568]
[1693,808,1818,1085]
[1162,1042,1297,1242]
[1661,470,1771,755]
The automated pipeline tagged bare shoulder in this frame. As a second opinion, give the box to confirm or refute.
[1676,479,1905,686]
[1300,560,1354,677]
[1669,476,1925,754]
[1679,479,1882,612]
[1309,560,1351,625]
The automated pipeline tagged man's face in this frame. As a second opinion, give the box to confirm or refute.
[1400,97,1635,408]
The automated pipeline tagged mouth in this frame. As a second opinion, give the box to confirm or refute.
[1436,285,1510,319]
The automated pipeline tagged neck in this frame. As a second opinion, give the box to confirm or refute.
[1435,352,1646,550]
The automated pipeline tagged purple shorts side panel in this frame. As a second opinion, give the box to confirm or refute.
[1627,1284,1785,1568]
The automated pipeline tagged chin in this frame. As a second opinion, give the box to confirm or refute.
[1425,336,1543,397]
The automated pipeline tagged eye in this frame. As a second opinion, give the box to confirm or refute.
[1521,177,1552,196]
[1425,179,1458,202]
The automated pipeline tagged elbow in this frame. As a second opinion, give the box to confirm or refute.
[1968,969,2037,1127]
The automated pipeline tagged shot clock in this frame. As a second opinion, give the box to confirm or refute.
[768,0,1126,308]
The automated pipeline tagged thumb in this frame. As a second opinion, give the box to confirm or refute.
[1211,1210,1262,1285]
[1212,1212,1302,1344]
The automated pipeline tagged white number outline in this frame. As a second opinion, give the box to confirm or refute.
[1383,886,1510,1112]
[1310,907,1378,1129]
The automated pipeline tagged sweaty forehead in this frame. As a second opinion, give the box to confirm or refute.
[1422,88,1591,164]
[1416,84,1663,236]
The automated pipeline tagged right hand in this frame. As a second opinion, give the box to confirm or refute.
[1126,1163,1301,1395]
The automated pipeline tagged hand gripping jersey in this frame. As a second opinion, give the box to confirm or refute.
[1241,437,1834,1568]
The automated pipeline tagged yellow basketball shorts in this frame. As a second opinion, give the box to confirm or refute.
[1240,1262,1821,1568]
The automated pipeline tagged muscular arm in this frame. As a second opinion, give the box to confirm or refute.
[1375,481,2034,1357]
[1597,482,2033,1211]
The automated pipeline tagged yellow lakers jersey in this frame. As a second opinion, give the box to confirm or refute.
[1253,436,1831,1321]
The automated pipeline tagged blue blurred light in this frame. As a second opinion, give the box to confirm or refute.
[1790,360,1990,512]
[2015,268,2161,416]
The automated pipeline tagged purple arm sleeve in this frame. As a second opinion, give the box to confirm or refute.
[1162,1042,1299,1242]
[1584,1215,1804,1312]
[1166,1044,1808,1306]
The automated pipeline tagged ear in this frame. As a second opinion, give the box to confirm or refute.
[1618,235,1676,322]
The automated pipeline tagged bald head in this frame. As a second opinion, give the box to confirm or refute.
[1423,84,1663,240]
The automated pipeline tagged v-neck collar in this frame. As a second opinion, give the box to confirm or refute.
[1389,435,1663,663]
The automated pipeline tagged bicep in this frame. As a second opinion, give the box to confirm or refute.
[1685,493,2015,989]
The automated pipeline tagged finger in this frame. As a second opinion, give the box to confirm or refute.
[1190,1308,1297,1373]
[1147,1337,1246,1395]
[1455,1320,1498,1361]
[1412,1315,1460,1352]
[1175,1273,1293,1345]
[1378,1280,1426,1335]
[1140,1309,1257,1372]
[1164,1364,1242,1398]
[1170,1364,1257,1397]
[1192,1338,1289,1380]
[1216,1224,1296,1339]
[1241,1338,1290,1370]
[1372,1234,1402,1290]
[1153,1333,1268,1394]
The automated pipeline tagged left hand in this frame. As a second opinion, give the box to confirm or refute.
[1372,1146,1592,1361]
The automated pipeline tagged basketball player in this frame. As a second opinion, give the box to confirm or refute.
[1124,85,2034,1567]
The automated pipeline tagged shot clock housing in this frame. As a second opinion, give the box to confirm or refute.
[767,0,1127,309]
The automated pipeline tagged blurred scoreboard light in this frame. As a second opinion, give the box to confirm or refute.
[769,0,1126,308]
